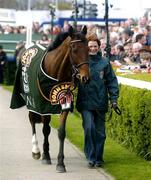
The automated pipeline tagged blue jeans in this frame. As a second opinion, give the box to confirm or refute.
[81,110,106,164]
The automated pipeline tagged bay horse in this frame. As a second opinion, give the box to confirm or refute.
[10,25,89,173]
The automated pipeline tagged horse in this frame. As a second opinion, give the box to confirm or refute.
[10,25,90,173]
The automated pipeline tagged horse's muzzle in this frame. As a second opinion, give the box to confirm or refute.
[76,74,89,84]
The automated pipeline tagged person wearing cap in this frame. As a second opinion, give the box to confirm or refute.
[0,45,7,83]
[76,34,119,168]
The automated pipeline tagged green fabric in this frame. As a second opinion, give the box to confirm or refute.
[10,44,61,115]
[76,52,119,112]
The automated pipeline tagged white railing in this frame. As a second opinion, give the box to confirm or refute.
[117,76,151,91]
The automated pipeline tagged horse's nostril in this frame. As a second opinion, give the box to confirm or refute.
[82,76,89,84]
[76,74,89,83]
[76,74,81,79]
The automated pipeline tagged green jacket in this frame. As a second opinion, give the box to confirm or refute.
[76,52,119,112]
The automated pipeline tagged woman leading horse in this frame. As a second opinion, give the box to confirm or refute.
[10,25,90,173]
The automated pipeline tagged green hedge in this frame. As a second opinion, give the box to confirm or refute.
[106,85,151,160]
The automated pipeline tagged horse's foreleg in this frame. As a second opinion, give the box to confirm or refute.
[42,115,51,164]
[56,111,69,173]
[29,112,41,160]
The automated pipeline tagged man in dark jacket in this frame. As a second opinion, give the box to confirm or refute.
[76,34,119,168]
[0,45,7,83]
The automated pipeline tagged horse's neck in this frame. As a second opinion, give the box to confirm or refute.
[44,37,72,81]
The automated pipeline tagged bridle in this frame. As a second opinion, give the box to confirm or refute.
[69,39,89,69]
[68,38,89,85]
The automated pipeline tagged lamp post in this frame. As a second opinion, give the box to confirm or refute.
[49,4,55,41]
[83,0,86,18]
[104,0,111,58]
[73,0,78,29]
[55,0,59,21]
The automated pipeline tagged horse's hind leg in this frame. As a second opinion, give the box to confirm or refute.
[56,111,69,173]
[29,111,41,160]
[41,115,51,164]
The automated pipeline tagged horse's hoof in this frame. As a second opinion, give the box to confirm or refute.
[56,164,66,173]
[32,152,41,160]
[42,153,51,165]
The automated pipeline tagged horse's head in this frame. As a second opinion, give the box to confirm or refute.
[68,26,89,84]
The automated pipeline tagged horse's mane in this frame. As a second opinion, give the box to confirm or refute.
[58,36,71,51]
[46,36,71,64]
[46,32,69,52]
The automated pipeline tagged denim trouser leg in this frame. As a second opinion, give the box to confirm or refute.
[94,111,106,163]
[81,110,96,163]
[81,110,106,164]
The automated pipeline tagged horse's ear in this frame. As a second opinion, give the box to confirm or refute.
[81,25,87,35]
[68,26,74,37]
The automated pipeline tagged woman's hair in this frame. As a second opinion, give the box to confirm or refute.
[87,33,100,46]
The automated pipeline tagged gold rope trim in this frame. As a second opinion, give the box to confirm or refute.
[37,78,51,102]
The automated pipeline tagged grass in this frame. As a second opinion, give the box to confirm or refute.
[4,85,151,179]
[51,113,151,180]
[3,85,13,91]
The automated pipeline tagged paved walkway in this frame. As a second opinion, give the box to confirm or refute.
[0,86,113,180]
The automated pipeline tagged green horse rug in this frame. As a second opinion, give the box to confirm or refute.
[10,44,74,115]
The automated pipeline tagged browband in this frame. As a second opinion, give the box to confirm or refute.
[70,40,82,43]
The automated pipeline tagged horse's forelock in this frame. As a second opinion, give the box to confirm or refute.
[71,32,87,42]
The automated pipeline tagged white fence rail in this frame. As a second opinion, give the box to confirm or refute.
[117,76,151,91]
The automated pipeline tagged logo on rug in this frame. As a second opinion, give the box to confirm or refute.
[21,48,38,67]
[50,82,75,110]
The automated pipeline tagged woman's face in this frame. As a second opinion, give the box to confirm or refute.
[88,41,100,55]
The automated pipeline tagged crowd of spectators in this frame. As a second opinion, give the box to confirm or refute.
[0,21,69,35]
[0,16,151,79]
[0,20,72,84]
[85,17,151,72]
